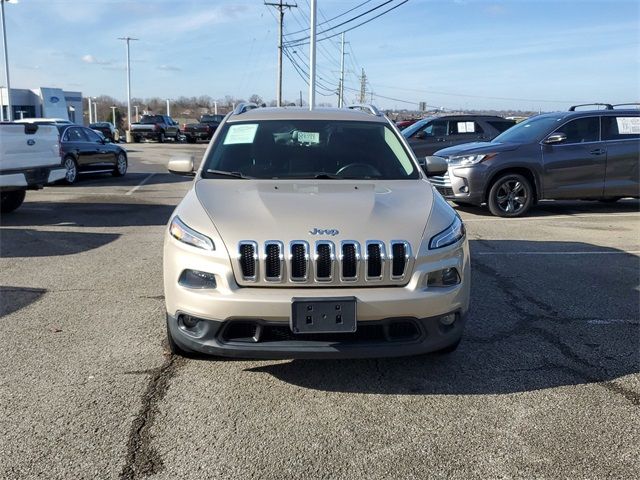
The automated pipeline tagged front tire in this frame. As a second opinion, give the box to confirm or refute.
[112,152,128,177]
[1,189,26,213]
[63,156,79,184]
[487,173,533,217]
[158,131,166,143]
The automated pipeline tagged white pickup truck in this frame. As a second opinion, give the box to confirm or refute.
[0,122,66,213]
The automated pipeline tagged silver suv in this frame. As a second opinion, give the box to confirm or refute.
[163,105,470,358]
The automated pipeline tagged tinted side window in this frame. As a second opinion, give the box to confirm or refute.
[602,116,640,140]
[449,120,483,135]
[84,128,103,142]
[554,117,600,143]
[487,120,516,133]
[63,127,87,142]
[421,120,447,137]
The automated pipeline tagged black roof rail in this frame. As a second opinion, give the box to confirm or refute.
[568,103,613,111]
[347,104,384,116]
[232,102,258,115]
[612,103,640,109]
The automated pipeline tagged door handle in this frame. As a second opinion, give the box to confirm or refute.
[589,148,606,155]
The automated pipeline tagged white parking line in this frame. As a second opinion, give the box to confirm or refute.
[125,174,155,196]
[462,213,640,222]
[475,251,640,255]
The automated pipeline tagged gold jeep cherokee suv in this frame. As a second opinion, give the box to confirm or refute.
[163,104,470,358]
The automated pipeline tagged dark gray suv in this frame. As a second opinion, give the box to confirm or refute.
[402,115,515,157]
[430,104,640,217]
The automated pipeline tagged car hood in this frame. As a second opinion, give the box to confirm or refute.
[194,179,434,251]
[434,141,520,157]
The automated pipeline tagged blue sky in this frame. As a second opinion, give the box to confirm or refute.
[3,0,639,111]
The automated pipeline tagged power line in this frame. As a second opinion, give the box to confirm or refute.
[285,0,397,46]
[286,0,374,35]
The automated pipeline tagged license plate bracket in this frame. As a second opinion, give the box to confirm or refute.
[291,297,357,334]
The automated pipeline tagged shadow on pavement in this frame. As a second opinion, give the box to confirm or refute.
[0,201,176,228]
[0,286,47,318]
[0,229,121,258]
[453,198,639,217]
[53,172,193,189]
[245,240,639,400]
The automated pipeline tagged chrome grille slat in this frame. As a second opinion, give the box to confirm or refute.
[238,241,258,281]
[264,241,284,282]
[429,171,451,188]
[314,241,335,282]
[290,241,309,282]
[390,241,411,280]
[340,241,360,281]
[365,241,386,281]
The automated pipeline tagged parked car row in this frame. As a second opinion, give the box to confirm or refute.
[424,104,640,217]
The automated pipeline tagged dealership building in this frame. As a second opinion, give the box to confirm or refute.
[0,87,83,123]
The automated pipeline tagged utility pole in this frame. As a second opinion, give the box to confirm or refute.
[299,90,303,107]
[118,36,138,137]
[359,68,367,104]
[338,33,345,108]
[308,0,317,110]
[1,0,14,121]
[265,1,297,107]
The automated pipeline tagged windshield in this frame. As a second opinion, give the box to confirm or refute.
[401,117,433,138]
[140,115,163,124]
[492,115,565,143]
[201,120,419,180]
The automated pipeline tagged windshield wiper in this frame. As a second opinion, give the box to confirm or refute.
[313,172,341,179]
[205,169,252,179]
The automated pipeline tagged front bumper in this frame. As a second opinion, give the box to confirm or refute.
[168,310,466,359]
[430,166,488,205]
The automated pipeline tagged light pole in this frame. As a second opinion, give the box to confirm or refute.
[134,105,139,122]
[308,0,317,110]
[1,0,17,121]
[86,96,93,123]
[166,98,170,116]
[92,97,97,122]
[118,36,138,137]
[110,105,117,127]
[0,84,4,121]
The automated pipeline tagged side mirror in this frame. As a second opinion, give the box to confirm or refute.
[544,132,567,145]
[415,131,427,140]
[168,155,195,176]
[423,156,449,176]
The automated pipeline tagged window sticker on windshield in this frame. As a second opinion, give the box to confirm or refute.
[616,117,640,135]
[223,124,259,144]
[297,131,320,144]
[457,121,475,133]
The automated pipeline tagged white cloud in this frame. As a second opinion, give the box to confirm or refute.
[82,54,111,66]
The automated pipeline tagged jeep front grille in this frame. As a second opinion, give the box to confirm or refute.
[236,240,412,286]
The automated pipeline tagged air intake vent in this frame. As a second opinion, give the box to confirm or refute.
[366,242,385,280]
[265,241,283,281]
[239,241,258,280]
[290,242,309,281]
[341,242,359,280]
[315,241,334,281]
[391,241,409,279]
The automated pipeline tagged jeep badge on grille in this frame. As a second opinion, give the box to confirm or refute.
[309,228,339,236]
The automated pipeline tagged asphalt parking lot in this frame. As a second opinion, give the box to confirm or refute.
[1,142,638,479]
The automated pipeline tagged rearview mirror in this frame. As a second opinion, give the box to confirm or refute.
[423,156,448,176]
[544,132,567,145]
[168,155,195,176]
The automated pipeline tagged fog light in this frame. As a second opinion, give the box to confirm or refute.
[460,186,469,193]
[178,269,216,289]
[427,267,460,287]
[439,313,457,326]
[182,315,199,328]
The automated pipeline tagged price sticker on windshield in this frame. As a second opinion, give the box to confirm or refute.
[224,124,258,144]
[297,131,320,144]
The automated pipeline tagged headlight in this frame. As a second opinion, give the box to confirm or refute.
[447,153,496,166]
[169,216,215,250]
[429,215,465,249]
